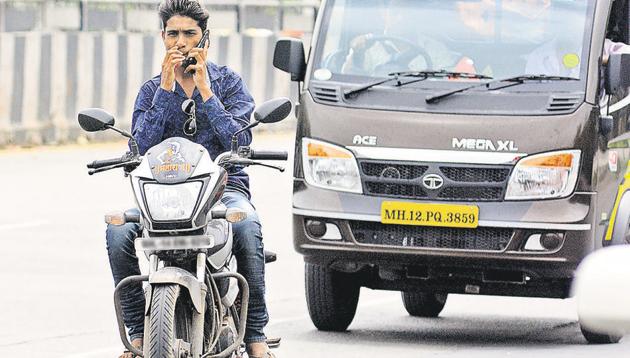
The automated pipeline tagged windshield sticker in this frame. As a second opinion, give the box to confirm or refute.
[158,142,185,164]
[562,53,580,69]
[609,151,618,173]
[156,142,192,174]
[146,137,205,184]
[313,68,332,81]
[156,163,192,174]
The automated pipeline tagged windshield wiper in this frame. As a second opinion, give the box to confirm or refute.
[343,70,492,98]
[390,70,492,80]
[425,74,579,104]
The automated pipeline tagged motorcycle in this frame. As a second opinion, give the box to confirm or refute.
[77,97,292,358]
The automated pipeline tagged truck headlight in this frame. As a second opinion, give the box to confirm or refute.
[143,182,203,221]
[302,138,362,193]
[505,150,580,200]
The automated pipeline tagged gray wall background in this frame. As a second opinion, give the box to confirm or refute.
[0,0,318,146]
[0,0,319,33]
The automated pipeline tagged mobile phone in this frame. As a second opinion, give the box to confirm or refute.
[182,30,210,73]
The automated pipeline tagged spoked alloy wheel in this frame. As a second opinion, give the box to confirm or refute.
[147,284,194,358]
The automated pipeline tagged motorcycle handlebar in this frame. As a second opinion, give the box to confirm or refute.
[87,157,126,169]
[249,150,288,161]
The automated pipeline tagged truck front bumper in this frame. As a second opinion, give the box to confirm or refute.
[293,180,596,298]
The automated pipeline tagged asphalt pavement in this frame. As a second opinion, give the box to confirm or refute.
[0,132,628,357]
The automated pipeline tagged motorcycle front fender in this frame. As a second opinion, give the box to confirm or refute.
[145,267,207,315]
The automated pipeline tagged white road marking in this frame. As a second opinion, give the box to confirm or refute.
[0,220,50,232]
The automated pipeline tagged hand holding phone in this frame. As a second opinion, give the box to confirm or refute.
[182,30,210,74]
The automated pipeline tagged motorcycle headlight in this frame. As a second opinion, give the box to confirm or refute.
[143,182,203,221]
[505,150,581,200]
[302,138,362,193]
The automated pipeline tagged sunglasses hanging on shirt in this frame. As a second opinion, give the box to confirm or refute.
[182,99,197,136]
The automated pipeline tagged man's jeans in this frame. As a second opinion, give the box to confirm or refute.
[105,190,269,344]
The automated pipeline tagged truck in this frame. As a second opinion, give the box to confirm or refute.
[273,0,630,344]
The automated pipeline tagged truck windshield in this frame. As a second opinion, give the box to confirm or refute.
[314,0,593,82]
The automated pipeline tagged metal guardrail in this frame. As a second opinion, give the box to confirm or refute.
[0,0,320,33]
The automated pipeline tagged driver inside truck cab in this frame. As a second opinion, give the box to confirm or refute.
[340,0,421,75]
[340,0,478,76]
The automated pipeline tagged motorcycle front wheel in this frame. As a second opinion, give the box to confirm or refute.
[146,284,193,358]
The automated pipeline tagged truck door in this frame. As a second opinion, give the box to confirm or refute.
[599,0,630,247]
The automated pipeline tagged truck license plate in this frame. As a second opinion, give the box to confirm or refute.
[380,201,479,228]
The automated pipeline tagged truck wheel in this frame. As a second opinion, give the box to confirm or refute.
[580,323,622,344]
[401,292,447,317]
[305,262,360,331]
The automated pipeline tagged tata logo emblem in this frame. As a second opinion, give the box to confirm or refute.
[422,174,444,190]
[353,135,377,146]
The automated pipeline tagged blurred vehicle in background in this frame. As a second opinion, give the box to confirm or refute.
[573,245,630,343]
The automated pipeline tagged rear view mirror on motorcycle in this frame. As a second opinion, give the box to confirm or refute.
[77,108,139,157]
[78,108,116,132]
[231,97,293,153]
[254,97,293,124]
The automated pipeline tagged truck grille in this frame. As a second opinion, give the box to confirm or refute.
[440,167,510,183]
[359,160,512,201]
[361,162,429,180]
[349,221,513,251]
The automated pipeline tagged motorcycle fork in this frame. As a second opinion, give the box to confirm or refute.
[167,253,208,358]
[190,253,208,357]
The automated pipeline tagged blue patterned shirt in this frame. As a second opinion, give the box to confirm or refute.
[131,62,255,198]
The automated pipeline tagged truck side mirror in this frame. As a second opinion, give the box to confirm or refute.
[273,38,306,82]
[605,53,630,93]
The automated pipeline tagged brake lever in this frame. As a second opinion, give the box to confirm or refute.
[222,158,284,172]
[88,160,139,176]
[88,166,118,175]
[250,162,285,172]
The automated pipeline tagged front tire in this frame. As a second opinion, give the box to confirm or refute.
[401,292,447,317]
[305,262,360,331]
[147,285,192,358]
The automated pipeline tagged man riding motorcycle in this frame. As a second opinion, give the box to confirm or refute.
[105,1,274,357]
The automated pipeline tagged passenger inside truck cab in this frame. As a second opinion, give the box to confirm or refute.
[321,0,629,81]
[520,0,630,77]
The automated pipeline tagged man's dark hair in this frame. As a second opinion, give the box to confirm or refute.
[159,0,210,32]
